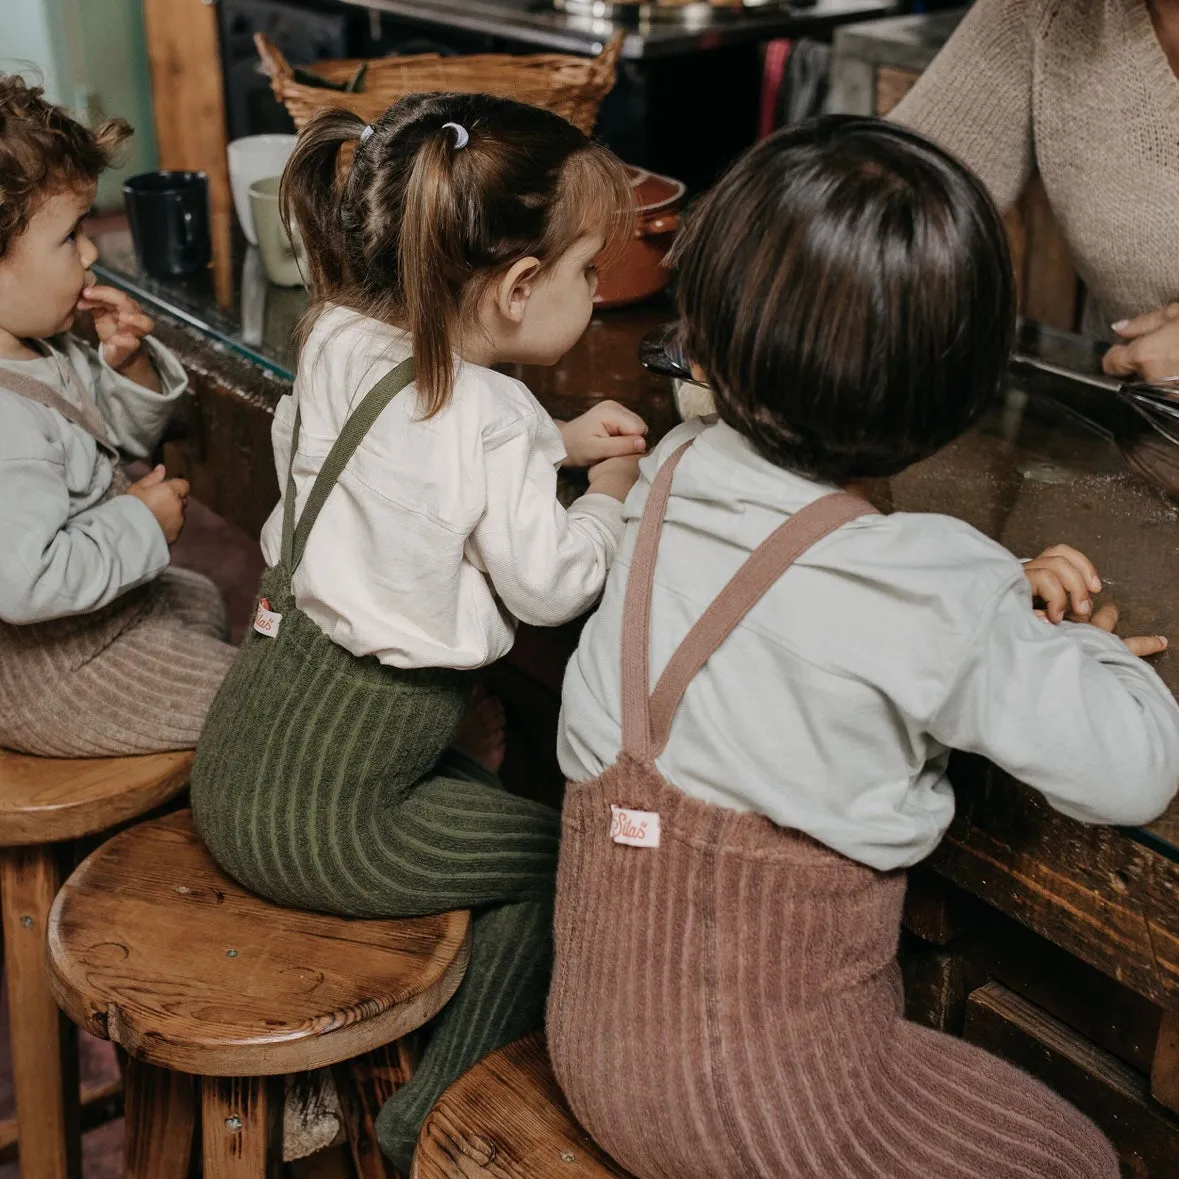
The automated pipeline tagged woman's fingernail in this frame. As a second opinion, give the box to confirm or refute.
[1089,577,1102,592]
[1159,636,1168,647]
[1112,320,1130,333]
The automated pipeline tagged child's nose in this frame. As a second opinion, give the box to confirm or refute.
[77,232,99,269]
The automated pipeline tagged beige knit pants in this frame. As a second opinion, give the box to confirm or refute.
[0,567,236,757]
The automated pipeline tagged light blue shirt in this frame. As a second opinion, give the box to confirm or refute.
[0,334,188,624]
[559,418,1179,871]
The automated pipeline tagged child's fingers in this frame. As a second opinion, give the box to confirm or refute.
[1090,602,1120,633]
[117,309,155,336]
[1030,556,1093,617]
[132,465,167,489]
[77,284,140,315]
[594,401,648,436]
[105,332,143,358]
[1124,634,1168,658]
[168,478,191,500]
[1036,544,1101,591]
[1027,569,1067,622]
[585,434,647,462]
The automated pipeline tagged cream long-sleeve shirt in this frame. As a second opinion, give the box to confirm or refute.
[558,419,1179,871]
[260,306,625,670]
[891,0,1179,323]
[0,334,188,624]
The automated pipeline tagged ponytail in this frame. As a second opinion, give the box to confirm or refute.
[280,107,366,294]
[400,132,463,417]
[291,93,633,421]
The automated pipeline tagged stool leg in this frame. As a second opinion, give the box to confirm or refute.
[125,1056,197,1178]
[0,843,81,1179]
[335,1035,422,1179]
[202,1075,283,1179]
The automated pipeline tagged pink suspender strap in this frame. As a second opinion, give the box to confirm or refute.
[618,439,879,762]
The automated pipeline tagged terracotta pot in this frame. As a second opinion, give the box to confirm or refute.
[595,165,686,310]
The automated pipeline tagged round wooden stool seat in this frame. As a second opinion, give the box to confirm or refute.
[414,1034,634,1178]
[0,747,193,846]
[47,808,471,1078]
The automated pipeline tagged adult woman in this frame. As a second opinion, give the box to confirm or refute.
[892,0,1179,380]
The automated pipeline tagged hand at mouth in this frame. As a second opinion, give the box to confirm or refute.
[74,272,98,310]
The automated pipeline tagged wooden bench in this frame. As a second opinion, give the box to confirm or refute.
[0,746,193,1179]
[413,1034,632,1178]
[46,808,471,1178]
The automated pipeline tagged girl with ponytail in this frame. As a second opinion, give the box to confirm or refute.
[191,94,642,1170]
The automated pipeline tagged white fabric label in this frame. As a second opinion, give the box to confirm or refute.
[610,805,661,849]
[253,598,282,638]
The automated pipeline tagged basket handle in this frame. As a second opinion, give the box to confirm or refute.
[254,32,295,98]
[592,32,626,83]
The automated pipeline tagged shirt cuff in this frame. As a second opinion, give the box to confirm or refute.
[100,336,189,405]
[569,491,626,540]
[109,492,172,583]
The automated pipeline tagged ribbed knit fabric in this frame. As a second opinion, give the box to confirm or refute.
[0,563,235,758]
[191,358,560,1174]
[891,0,1179,323]
[547,440,1119,1179]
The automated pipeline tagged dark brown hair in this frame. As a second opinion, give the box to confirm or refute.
[0,74,131,257]
[282,93,633,416]
[670,115,1015,483]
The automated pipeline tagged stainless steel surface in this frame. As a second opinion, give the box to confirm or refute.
[336,0,896,59]
[554,0,793,27]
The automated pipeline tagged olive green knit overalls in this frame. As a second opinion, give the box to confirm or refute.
[191,358,560,1170]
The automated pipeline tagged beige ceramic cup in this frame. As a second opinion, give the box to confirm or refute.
[248,176,308,288]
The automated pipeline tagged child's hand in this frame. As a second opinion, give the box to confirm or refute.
[1024,544,1102,623]
[1088,601,1168,659]
[559,401,647,468]
[76,284,159,388]
[126,464,190,544]
[587,454,642,503]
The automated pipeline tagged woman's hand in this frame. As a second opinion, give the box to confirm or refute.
[1024,545,1101,623]
[558,401,647,468]
[1103,303,1179,383]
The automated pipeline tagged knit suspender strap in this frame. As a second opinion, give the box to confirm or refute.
[0,366,116,457]
[620,438,879,762]
[281,356,416,573]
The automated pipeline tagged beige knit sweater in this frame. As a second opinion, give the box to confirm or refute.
[893,0,1179,323]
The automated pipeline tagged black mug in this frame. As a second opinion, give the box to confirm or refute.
[123,171,211,279]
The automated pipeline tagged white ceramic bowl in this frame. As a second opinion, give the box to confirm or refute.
[227,134,297,245]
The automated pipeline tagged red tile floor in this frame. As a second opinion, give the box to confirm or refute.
[0,497,265,1176]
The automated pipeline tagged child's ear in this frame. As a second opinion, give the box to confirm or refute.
[495,257,542,324]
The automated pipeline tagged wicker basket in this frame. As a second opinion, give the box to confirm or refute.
[254,32,624,137]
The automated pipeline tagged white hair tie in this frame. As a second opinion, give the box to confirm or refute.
[442,122,470,150]
[360,125,375,143]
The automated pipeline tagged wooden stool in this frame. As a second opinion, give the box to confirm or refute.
[0,746,192,1179]
[413,1034,633,1178]
[46,808,471,1178]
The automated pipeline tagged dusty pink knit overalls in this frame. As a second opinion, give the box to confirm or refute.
[547,440,1118,1179]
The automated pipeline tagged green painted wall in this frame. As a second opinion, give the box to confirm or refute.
[1,0,158,211]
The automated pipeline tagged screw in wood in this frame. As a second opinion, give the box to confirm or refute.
[19,916,32,928]
[226,948,239,958]
[225,1116,243,1131]
[560,1153,575,1164]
